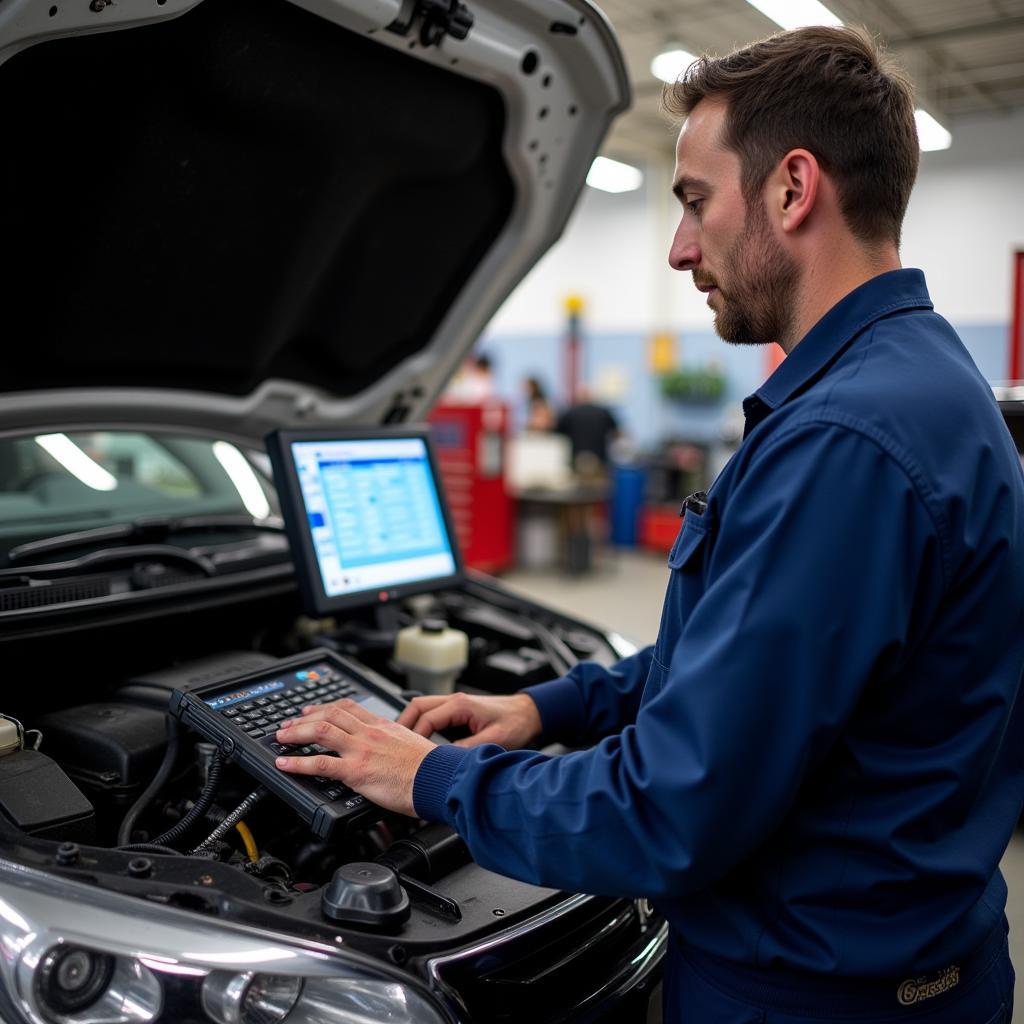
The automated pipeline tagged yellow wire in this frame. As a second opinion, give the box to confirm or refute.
[235,821,259,862]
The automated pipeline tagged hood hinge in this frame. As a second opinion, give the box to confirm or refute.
[387,0,474,48]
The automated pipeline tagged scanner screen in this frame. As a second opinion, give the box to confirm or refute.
[289,436,457,600]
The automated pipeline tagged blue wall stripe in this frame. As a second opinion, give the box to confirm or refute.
[477,323,1009,447]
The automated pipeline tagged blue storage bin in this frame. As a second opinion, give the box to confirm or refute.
[610,465,646,547]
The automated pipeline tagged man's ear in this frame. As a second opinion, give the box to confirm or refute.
[771,149,819,234]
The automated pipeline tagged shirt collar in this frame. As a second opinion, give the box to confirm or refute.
[742,268,933,437]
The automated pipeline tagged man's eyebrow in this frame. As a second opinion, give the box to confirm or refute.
[671,175,712,200]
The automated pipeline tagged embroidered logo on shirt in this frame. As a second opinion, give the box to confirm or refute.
[896,965,960,1006]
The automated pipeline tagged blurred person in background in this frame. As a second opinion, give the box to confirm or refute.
[555,385,620,475]
[445,352,496,402]
[523,375,556,432]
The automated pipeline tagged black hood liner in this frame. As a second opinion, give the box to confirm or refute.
[2,0,515,397]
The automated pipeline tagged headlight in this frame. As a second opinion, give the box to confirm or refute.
[33,946,160,1024]
[201,972,302,1024]
[0,861,451,1024]
[36,947,116,1017]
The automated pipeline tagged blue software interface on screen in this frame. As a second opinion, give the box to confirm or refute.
[290,438,456,599]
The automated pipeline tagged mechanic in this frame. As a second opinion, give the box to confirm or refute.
[275,26,1024,1023]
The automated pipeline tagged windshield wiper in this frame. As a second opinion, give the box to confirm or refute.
[6,514,284,565]
[0,544,219,580]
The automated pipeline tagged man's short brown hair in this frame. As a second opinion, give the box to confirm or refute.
[664,26,919,246]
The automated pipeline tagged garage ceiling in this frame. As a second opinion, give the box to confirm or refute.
[595,0,1024,160]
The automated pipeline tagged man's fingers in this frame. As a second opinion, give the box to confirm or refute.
[331,699,378,725]
[299,699,371,722]
[276,717,350,746]
[412,702,475,738]
[275,752,345,779]
[397,695,455,730]
[288,699,375,730]
[413,716,439,738]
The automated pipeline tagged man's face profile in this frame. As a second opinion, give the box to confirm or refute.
[669,98,798,347]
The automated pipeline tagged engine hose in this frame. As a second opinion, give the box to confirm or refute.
[146,753,225,849]
[119,843,185,857]
[377,824,470,883]
[235,821,259,862]
[116,715,181,848]
[442,588,578,675]
[191,788,267,854]
[528,617,577,676]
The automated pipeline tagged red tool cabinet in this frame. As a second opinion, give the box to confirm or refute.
[429,401,514,573]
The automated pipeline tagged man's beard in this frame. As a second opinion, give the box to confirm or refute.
[702,199,799,347]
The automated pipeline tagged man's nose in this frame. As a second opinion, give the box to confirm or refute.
[668,221,700,272]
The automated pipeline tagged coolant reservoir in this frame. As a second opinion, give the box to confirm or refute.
[394,619,469,695]
[0,719,19,758]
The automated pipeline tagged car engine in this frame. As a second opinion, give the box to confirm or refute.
[0,578,662,1023]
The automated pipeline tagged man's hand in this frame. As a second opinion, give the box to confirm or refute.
[274,700,436,817]
[397,692,542,750]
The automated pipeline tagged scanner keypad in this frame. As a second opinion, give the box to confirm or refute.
[225,671,357,738]
[215,667,366,807]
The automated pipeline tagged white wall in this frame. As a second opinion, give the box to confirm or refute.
[487,109,1024,337]
[902,110,1024,326]
[488,181,664,335]
[487,166,713,337]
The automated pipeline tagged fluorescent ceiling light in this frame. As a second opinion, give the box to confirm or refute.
[745,0,842,30]
[212,441,272,519]
[651,47,697,85]
[34,433,118,492]
[587,156,643,194]
[914,108,952,151]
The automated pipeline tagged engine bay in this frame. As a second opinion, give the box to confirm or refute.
[0,578,626,961]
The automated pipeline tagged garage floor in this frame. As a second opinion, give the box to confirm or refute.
[501,549,1024,1022]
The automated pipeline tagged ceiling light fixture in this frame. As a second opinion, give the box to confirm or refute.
[586,157,644,194]
[212,442,272,519]
[34,433,118,492]
[650,47,697,85]
[914,108,952,151]
[744,0,842,30]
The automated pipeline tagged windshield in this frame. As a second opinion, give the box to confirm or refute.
[0,430,278,561]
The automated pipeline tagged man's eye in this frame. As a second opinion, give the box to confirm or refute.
[686,199,703,215]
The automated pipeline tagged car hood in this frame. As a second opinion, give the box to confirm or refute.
[0,0,628,441]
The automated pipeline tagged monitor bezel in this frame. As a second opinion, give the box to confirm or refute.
[266,425,465,616]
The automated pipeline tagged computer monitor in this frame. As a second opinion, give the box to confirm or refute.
[266,427,463,616]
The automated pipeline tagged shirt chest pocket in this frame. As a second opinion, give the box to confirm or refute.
[653,511,717,672]
[667,511,716,573]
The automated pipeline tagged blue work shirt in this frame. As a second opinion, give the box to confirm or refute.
[414,269,1024,982]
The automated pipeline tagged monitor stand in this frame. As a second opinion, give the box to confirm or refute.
[374,603,401,635]
[318,602,403,659]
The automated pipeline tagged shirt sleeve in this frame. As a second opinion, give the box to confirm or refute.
[412,422,946,899]
[521,646,656,745]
